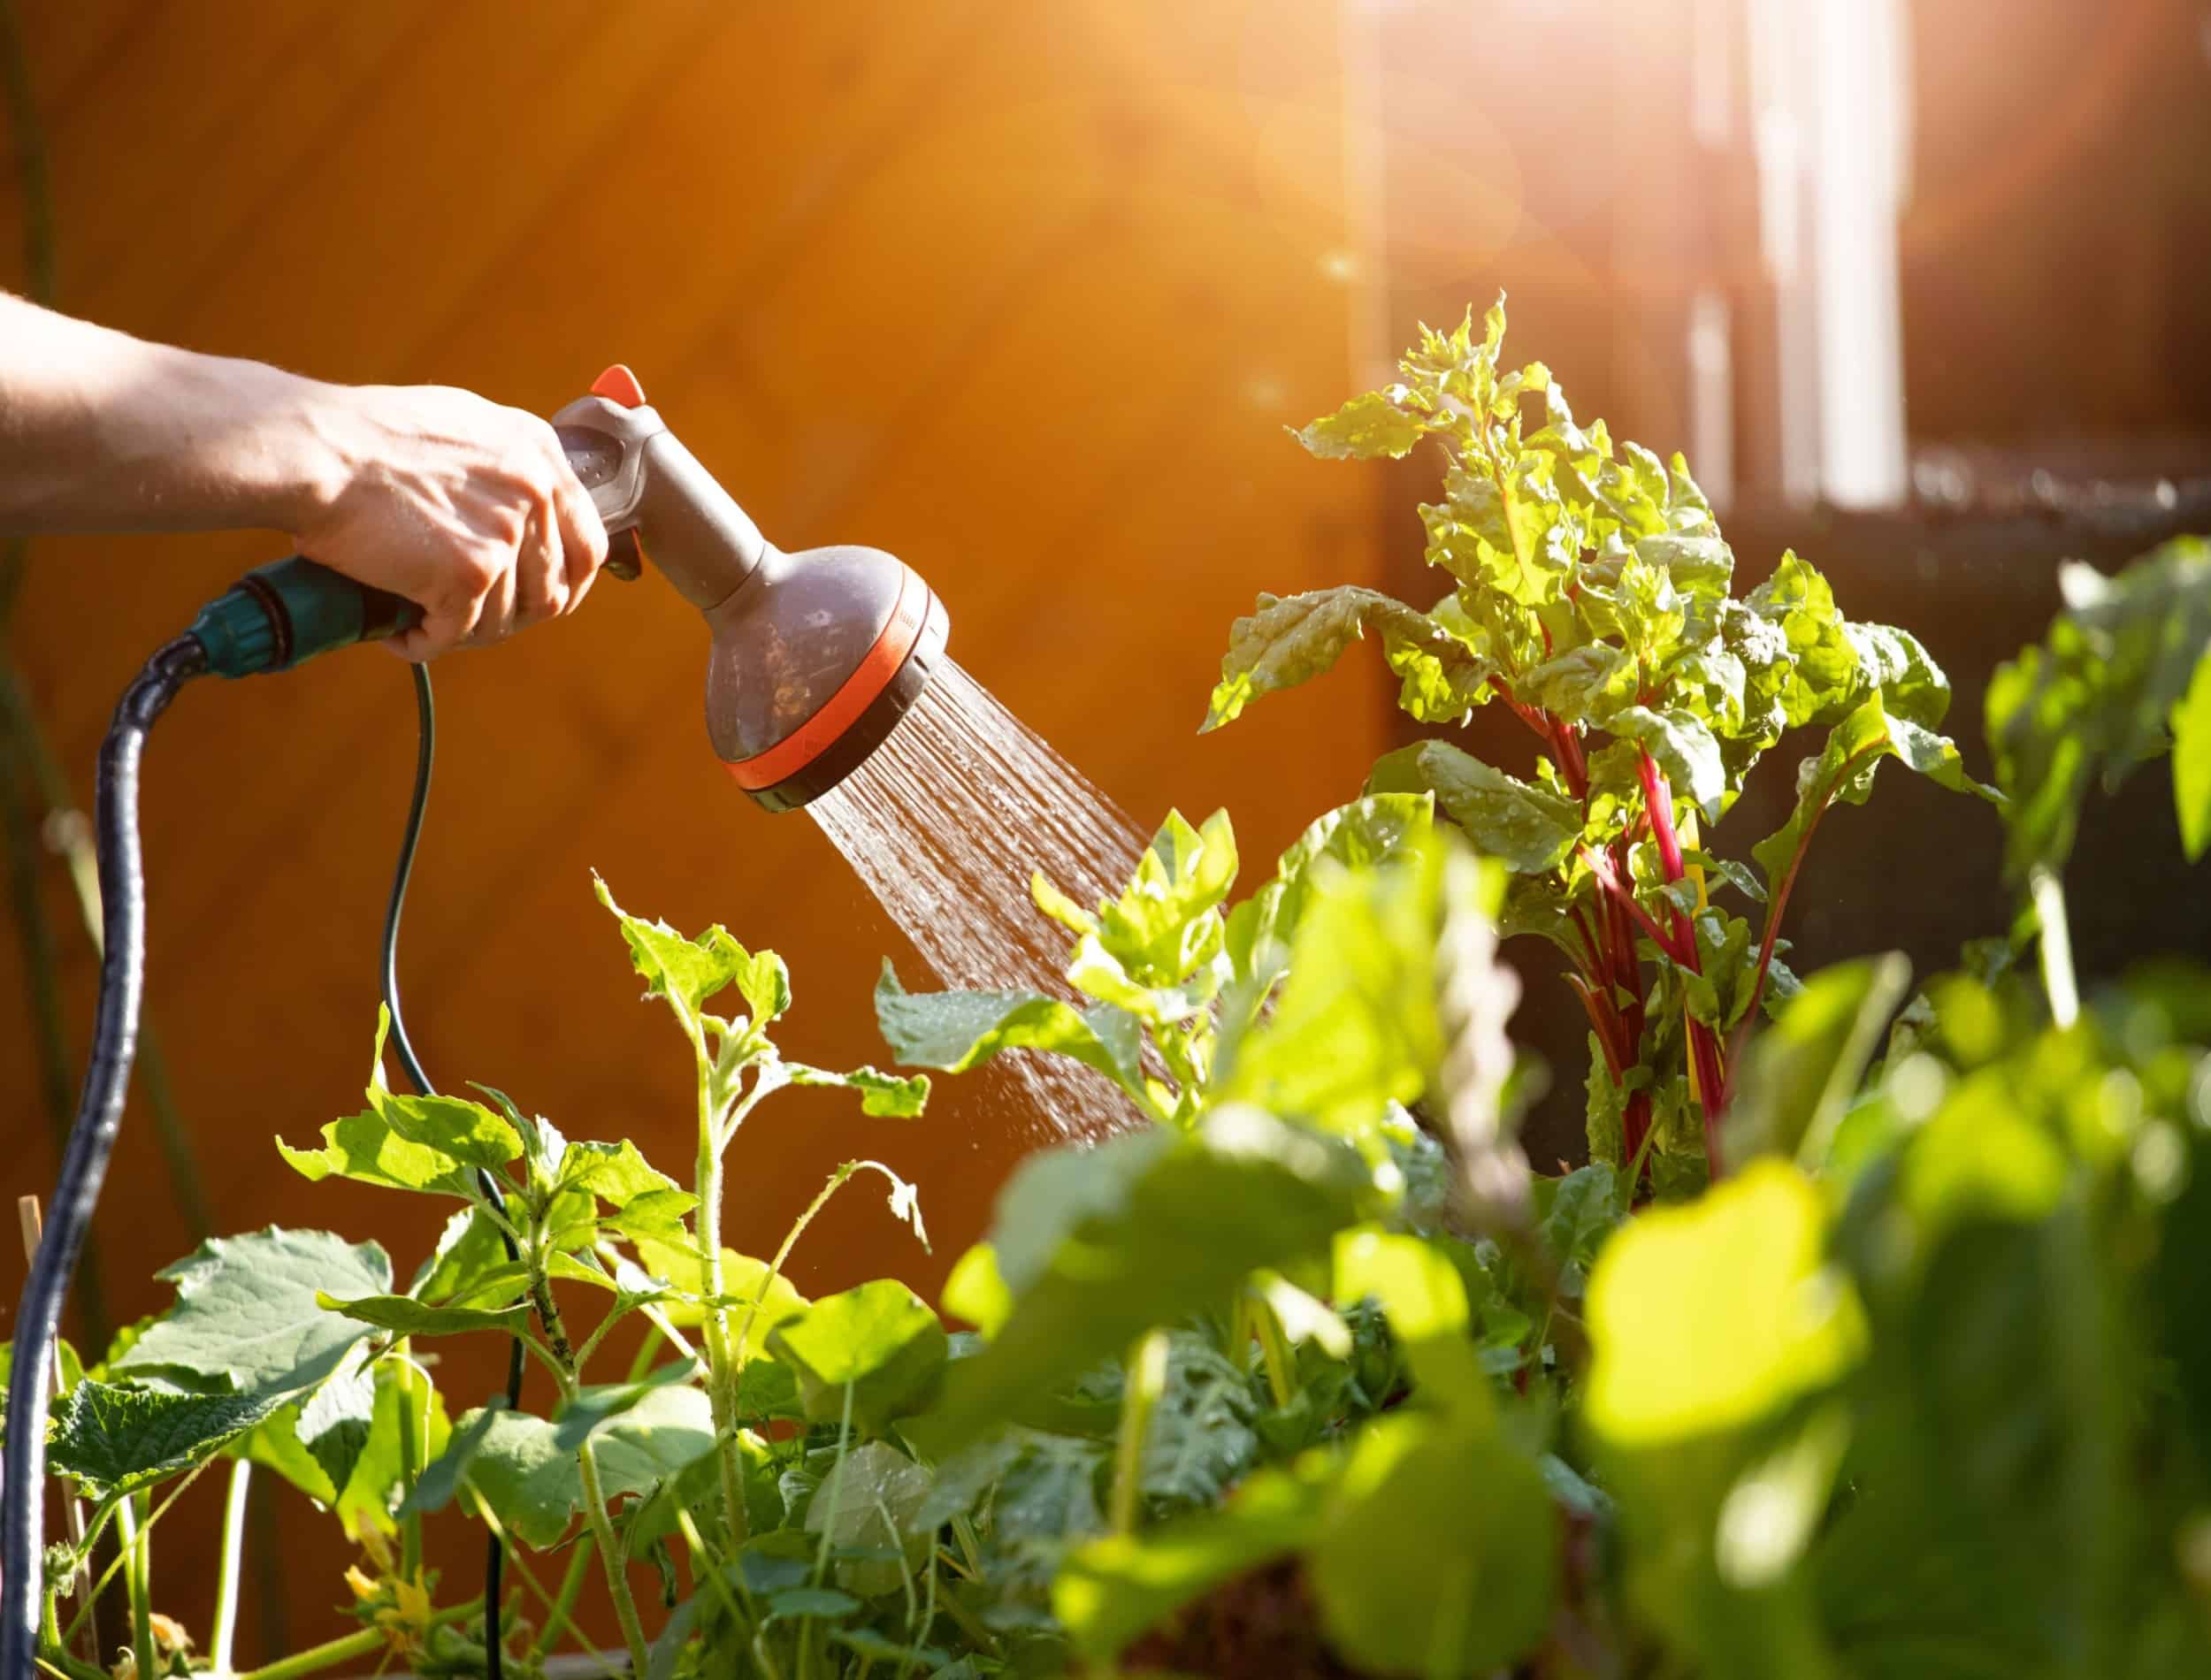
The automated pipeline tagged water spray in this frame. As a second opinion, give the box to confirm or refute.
[0,366,952,1675]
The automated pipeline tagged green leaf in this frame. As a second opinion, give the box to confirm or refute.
[1293,387,1432,461]
[50,1381,287,1497]
[333,1356,451,1539]
[803,1441,933,1597]
[453,1385,717,1548]
[1307,1414,1557,1680]
[409,1208,512,1304]
[1840,622,1951,730]
[295,1355,377,1495]
[1752,694,2000,894]
[1366,741,1580,874]
[1585,1160,1863,1447]
[1532,1165,1620,1297]
[765,1587,863,1623]
[401,1396,506,1519]
[914,1110,1371,1454]
[630,1237,808,1342]
[1725,956,1911,1168]
[783,1061,931,1118]
[557,1138,687,1209]
[1609,705,1727,822]
[1520,641,1640,727]
[276,1111,478,1200]
[316,1292,529,1340]
[594,872,789,1027]
[766,1280,948,1437]
[1226,793,1434,986]
[1746,553,1860,728]
[940,1244,1013,1337]
[360,1008,521,1171]
[1215,836,1452,1144]
[1638,530,1734,599]
[1055,1449,1338,1661]
[113,1229,391,1399]
[873,962,1144,1095]
[1204,588,1490,732]
[1985,537,2211,881]
[2170,647,2211,863]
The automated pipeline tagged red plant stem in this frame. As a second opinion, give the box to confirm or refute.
[1720,740,1886,1111]
[1635,751,1727,1174]
[1582,844,1690,965]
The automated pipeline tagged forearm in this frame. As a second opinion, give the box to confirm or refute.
[0,294,345,537]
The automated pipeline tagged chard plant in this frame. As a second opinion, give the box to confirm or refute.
[1203,296,1999,1195]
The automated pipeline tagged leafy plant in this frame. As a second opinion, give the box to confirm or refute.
[1204,296,1999,1195]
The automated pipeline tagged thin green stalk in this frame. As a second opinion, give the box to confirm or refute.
[1246,1292,1296,1410]
[119,1494,155,1680]
[2031,867,2079,1029]
[693,1064,750,1547]
[231,1599,479,1680]
[524,1534,600,1666]
[394,1359,424,1582]
[210,1459,252,1674]
[1111,1329,1171,1534]
[575,1438,653,1676]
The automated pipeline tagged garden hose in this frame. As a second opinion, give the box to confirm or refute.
[2,633,207,1679]
[379,663,527,1680]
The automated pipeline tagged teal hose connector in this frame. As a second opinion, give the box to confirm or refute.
[188,555,421,677]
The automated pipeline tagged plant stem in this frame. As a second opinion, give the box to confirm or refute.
[119,1493,155,1680]
[524,1535,601,1668]
[232,1600,479,1680]
[575,1437,653,1677]
[1245,1289,1297,1409]
[692,1073,750,1548]
[210,1459,251,1674]
[1110,1329,1170,1535]
[2031,867,2079,1029]
[394,1359,424,1584]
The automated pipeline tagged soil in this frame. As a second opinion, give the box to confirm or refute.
[1121,1558,1376,1680]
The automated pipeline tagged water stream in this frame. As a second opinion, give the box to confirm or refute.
[808,661,1149,1142]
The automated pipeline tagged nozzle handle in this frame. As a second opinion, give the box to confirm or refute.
[190,555,419,676]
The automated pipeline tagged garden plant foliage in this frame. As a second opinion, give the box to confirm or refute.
[8,307,2211,1680]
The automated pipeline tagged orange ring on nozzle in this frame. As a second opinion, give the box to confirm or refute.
[724,567,932,792]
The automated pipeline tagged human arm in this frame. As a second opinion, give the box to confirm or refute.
[0,294,607,659]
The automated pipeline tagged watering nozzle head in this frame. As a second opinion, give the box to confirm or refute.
[553,367,950,812]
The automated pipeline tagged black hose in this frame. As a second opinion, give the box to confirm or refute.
[378,662,524,1679]
[2,634,206,1677]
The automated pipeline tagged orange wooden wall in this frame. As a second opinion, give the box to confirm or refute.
[0,0,1385,1651]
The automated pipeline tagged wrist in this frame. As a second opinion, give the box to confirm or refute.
[208,358,359,535]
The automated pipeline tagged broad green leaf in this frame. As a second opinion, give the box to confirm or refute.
[50,1381,287,1497]
[1366,741,1580,874]
[557,1139,687,1208]
[984,1131,1176,1296]
[1422,460,1572,607]
[1747,553,1859,728]
[114,1229,391,1399]
[1586,1160,1863,1447]
[401,1396,505,1519]
[1609,706,1727,822]
[1985,538,2211,881]
[1332,1231,1489,1422]
[1216,835,1461,1149]
[803,1440,933,1597]
[2170,647,2211,863]
[335,1356,451,1539]
[317,1292,528,1340]
[1055,1449,1338,1661]
[1752,695,2000,895]
[913,1109,1370,1454]
[1840,622,1950,730]
[452,1385,717,1548]
[295,1355,377,1495]
[1725,956,1911,1168]
[631,1236,807,1344]
[766,1280,947,1437]
[783,1061,931,1118]
[1307,1414,1557,1680]
[1204,587,1490,732]
[1226,793,1434,985]
[1521,641,1640,726]
[1293,387,1431,461]
[593,873,789,1027]
[1638,530,1734,599]
[1532,1165,1620,1297]
[361,1008,520,1171]
[873,962,1144,1095]
[409,1207,512,1304]
[276,1111,477,1200]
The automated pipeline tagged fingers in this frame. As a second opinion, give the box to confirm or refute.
[542,425,608,611]
[509,498,569,633]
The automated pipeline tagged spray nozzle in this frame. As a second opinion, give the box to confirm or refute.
[189,366,951,811]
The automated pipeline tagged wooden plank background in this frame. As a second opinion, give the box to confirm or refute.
[0,0,1387,1653]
